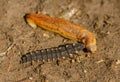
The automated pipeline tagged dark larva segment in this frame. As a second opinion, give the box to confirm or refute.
[20,55,27,63]
[51,48,60,60]
[20,43,84,64]
[26,53,32,62]
[65,44,75,54]
[58,46,68,59]
[36,50,43,61]
[46,49,53,61]
[73,43,84,51]
[55,47,61,59]
[20,53,31,63]
[31,51,37,61]
[41,49,48,62]
[64,44,76,58]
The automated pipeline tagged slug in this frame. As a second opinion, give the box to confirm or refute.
[24,14,97,53]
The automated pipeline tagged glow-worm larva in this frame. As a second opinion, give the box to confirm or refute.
[20,43,84,64]
[24,14,97,53]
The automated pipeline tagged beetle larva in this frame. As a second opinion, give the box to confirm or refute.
[24,14,97,53]
[20,43,84,64]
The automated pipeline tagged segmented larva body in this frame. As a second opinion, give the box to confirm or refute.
[24,14,97,53]
[20,43,84,64]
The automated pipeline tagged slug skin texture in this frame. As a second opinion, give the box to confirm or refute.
[24,14,97,53]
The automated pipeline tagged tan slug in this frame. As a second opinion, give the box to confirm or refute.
[24,14,97,53]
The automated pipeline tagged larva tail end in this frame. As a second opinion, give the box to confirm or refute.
[24,14,37,29]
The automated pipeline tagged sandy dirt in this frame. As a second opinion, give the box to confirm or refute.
[0,0,120,82]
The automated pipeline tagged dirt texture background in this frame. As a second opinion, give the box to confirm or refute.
[0,0,120,82]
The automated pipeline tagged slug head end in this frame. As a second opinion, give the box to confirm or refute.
[86,44,97,53]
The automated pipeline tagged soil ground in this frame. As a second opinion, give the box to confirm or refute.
[0,0,120,82]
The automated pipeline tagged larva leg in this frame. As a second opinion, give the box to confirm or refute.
[24,13,97,53]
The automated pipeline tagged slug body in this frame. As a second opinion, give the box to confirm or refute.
[25,14,97,53]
